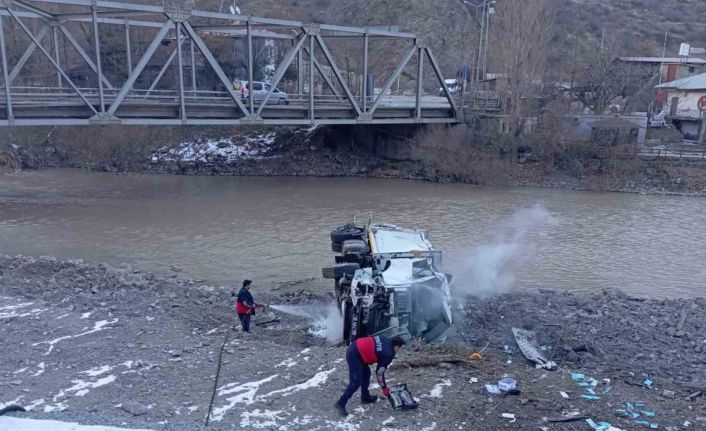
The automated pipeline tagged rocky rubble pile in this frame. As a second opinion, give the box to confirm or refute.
[455,288,706,385]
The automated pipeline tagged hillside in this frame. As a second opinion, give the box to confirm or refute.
[212,0,706,77]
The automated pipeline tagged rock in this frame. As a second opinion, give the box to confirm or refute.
[438,362,453,369]
[662,390,676,399]
[666,327,676,337]
[121,401,148,416]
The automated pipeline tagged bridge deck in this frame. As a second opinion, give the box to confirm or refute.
[0,0,461,127]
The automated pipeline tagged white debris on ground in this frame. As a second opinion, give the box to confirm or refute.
[150,132,277,163]
[0,418,155,431]
[425,379,451,399]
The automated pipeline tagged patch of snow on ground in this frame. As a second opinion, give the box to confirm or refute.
[13,367,28,374]
[240,409,285,429]
[0,302,47,319]
[274,358,297,368]
[0,418,155,431]
[420,423,437,431]
[53,375,117,400]
[0,396,24,409]
[426,380,451,399]
[211,374,279,421]
[151,133,277,163]
[80,312,92,319]
[33,319,119,355]
[80,365,114,377]
[262,369,335,398]
[31,362,45,376]
[24,399,44,411]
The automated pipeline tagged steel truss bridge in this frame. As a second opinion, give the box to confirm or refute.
[0,0,460,126]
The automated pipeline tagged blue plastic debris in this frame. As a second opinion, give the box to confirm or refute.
[643,378,653,388]
[586,418,613,431]
[582,394,601,400]
[616,401,659,429]
[571,373,585,381]
[602,386,612,395]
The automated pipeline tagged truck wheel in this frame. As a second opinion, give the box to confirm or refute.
[331,241,343,253]
[331,224,365,243]
[322,263,360,279]
[342,239,367,254]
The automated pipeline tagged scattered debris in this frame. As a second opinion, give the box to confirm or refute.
[512,328,557,370]
[615,401,659,429]
[501,413,516,423]
[388,384,418,411]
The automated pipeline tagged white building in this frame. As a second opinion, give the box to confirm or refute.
[655,72,706,140]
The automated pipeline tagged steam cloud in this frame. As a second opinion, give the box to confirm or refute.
[269,303,343,343]
[450,205,557,298]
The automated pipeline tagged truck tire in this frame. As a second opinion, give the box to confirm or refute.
[330,224,365,243]
[342,239,367,254]
[331,241,343,253]
[322,263,360,279]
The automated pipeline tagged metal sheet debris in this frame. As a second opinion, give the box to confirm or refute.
[512,328,557,370]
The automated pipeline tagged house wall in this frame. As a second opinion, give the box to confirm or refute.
[666,90,706,111]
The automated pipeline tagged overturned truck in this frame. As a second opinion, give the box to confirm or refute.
[323,220,453,344]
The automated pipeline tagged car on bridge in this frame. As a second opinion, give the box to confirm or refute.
[236,81,289,105]
[439,78,461,96]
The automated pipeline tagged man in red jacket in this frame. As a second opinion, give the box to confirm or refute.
[235,280,263,333]
[335,335,405,416]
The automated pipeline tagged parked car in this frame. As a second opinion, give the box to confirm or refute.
[237,81,289,105]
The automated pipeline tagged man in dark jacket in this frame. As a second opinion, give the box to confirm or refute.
[335,335,405,416]
[235,279,263,333]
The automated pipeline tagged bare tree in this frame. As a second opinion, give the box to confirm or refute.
[569,42,649,114]
[490,0,553,163]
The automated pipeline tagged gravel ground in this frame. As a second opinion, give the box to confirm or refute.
[1,255,705,430]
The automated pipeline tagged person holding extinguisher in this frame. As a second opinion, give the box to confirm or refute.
[235,279,263,333]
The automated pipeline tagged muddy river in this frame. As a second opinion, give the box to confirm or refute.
[1,169,704,298]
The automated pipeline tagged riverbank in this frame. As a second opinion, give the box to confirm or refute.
[1,255,704,430]
[2,125,706,196]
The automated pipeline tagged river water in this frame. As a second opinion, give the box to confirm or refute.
[1,169,704,298]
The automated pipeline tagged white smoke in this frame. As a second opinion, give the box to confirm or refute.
[269,303,343,343]
[450,205,557,298]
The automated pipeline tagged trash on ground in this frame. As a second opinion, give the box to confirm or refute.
[615,401,659,429]
[560,391,570,399]
[512,328,557,370]
[498,378,517,392]
[586,418,615,431]
[485,384,502,395]
[469,352,482,360]
[469,377,479,383]
[501,413,517,423]
[643,378,653,388]
[546,412,587,422]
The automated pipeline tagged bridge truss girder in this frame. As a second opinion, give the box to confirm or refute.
[0,0,460,126]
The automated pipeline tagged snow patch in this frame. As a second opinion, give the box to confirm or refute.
[262,369,335,398]
[240,409,285,429]
[80,365,113,377]
[0,302,47,319]
[151,133,277,163]
[80,312,92,319]
[33,319,118,355]
[53,375,117,401]
[0,418,155,431]
[211,374,279,421]
[426,380,451,399]
[275,358,297,368]
[31,362,45,377]
[0,396,24,409]
[13,367,28,375]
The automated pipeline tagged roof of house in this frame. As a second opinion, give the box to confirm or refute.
[619,56,706,65]
[655,72,706,90]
